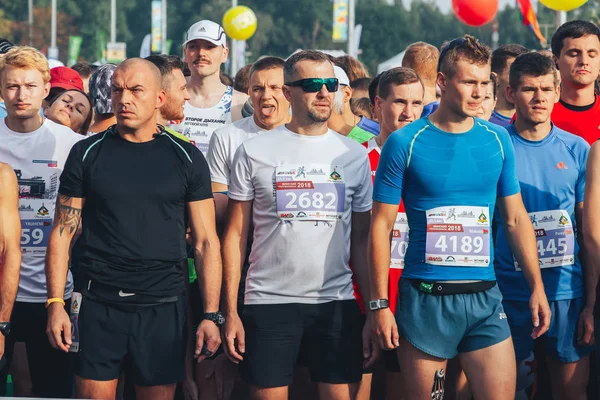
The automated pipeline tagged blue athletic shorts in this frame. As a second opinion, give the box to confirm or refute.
[395,279,511,359]
[503,297,594,363]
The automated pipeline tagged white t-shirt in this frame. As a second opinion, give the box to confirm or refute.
[207,116,265,186]
[0,118,82,302]
[167,86,233,155]
[229,126,372,305]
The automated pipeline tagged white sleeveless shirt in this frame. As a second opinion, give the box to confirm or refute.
[167,86,233,154]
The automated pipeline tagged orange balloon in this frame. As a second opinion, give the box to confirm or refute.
[452,0,499,27]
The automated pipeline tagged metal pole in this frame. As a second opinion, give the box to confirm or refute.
[111,0,117,44]
[161,0,167,54]
[347,0,355,57]
[556,10,567,30]
[48,0,58,59]
[230,0,238,76]
[28,0,33,46]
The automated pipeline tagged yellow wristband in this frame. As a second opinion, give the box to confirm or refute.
[45,298,66,308]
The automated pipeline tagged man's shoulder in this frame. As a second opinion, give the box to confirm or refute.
[43,119,85,147]
[165,127,190,143]
[213,117,256,138]
[554,126,591,153]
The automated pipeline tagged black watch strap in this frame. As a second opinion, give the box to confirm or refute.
[202,312,225,327]
[0,322,11,336]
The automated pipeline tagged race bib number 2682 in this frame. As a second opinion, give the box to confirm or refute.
[275,164,346,222]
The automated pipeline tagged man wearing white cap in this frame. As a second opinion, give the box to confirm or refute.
[168,20,248,155]
[328,65,377,144]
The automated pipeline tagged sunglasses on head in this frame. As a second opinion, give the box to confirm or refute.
[285,78,339,93]
[437,37,468,72]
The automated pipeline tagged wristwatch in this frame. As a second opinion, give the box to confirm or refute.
[369,299,390,311]
[202,312,225,327]
[0,322,11,336]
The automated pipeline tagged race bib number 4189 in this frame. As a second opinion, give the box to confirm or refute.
[425,206,490,267]
[275,164,345,221]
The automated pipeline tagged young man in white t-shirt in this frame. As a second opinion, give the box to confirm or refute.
[221,50,372,400]
[168,20,248,154]
[0,46,81,397]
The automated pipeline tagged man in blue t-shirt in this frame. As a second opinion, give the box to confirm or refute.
[494,52,592,399]
[367,35,550,399]
[489,44,529,127]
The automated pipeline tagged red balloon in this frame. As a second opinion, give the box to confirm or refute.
[452,0,499,27]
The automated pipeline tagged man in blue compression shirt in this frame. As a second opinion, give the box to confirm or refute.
[494,52,592,399]
[367,35,550,399]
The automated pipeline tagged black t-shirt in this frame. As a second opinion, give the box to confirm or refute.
[59,126,212,302]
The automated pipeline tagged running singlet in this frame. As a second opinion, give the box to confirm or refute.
[228,126,372,305]
[373,117,520,281]
[59,126,213,303]
[551,96,600,145]
[167,86,233,154]
[362,138,405,314]
[0,118,81,302]
[489,110,512,128]
[494,125,589,301]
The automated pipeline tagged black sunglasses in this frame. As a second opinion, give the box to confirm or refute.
[285,78,339,93]
[437,37,468,72]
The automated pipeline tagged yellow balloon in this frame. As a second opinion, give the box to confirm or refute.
[539,0,587,12]
[223,6,257,41]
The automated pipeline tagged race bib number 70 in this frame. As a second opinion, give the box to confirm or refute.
[425,206,491,267]
[275,164,345,221]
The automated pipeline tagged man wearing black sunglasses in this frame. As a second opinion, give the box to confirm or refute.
[222,50,372,400]
[368,35,550,399]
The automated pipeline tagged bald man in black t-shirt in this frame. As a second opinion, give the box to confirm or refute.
[45,58,223,400]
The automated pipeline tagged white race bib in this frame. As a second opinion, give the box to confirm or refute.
[425,206,491,267]
[275,164,345,222]
[515,210,575,270]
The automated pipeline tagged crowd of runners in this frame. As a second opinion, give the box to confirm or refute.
[0,16,599,400]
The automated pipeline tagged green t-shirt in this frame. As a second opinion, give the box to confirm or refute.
[347,125,375,144]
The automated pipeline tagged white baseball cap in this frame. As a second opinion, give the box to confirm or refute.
[333,66,350,86]
[184,20,227,48]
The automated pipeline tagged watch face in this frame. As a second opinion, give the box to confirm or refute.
[217,314,225,325]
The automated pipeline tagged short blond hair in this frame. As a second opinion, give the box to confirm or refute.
[402,42,439,88]
[0,46,51,84]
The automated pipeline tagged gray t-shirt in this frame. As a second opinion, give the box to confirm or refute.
[229,126,372,305]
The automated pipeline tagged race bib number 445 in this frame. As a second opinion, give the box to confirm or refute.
[515,210,575,270]
[275,164,345,221]
[425,206,490,267]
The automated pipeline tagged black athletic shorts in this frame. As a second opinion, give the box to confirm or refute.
[75,295,187,386]
[240,300,363,388]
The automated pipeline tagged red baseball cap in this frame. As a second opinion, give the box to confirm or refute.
[50,67,84,91]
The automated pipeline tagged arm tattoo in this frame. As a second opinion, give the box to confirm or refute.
[56,195,82,237]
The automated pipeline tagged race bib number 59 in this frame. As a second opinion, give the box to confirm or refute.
[275,164,345,221]
[425,206,490,267]
[21,219,52,256]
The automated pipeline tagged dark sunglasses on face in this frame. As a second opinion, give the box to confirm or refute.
[285,78,339,93]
